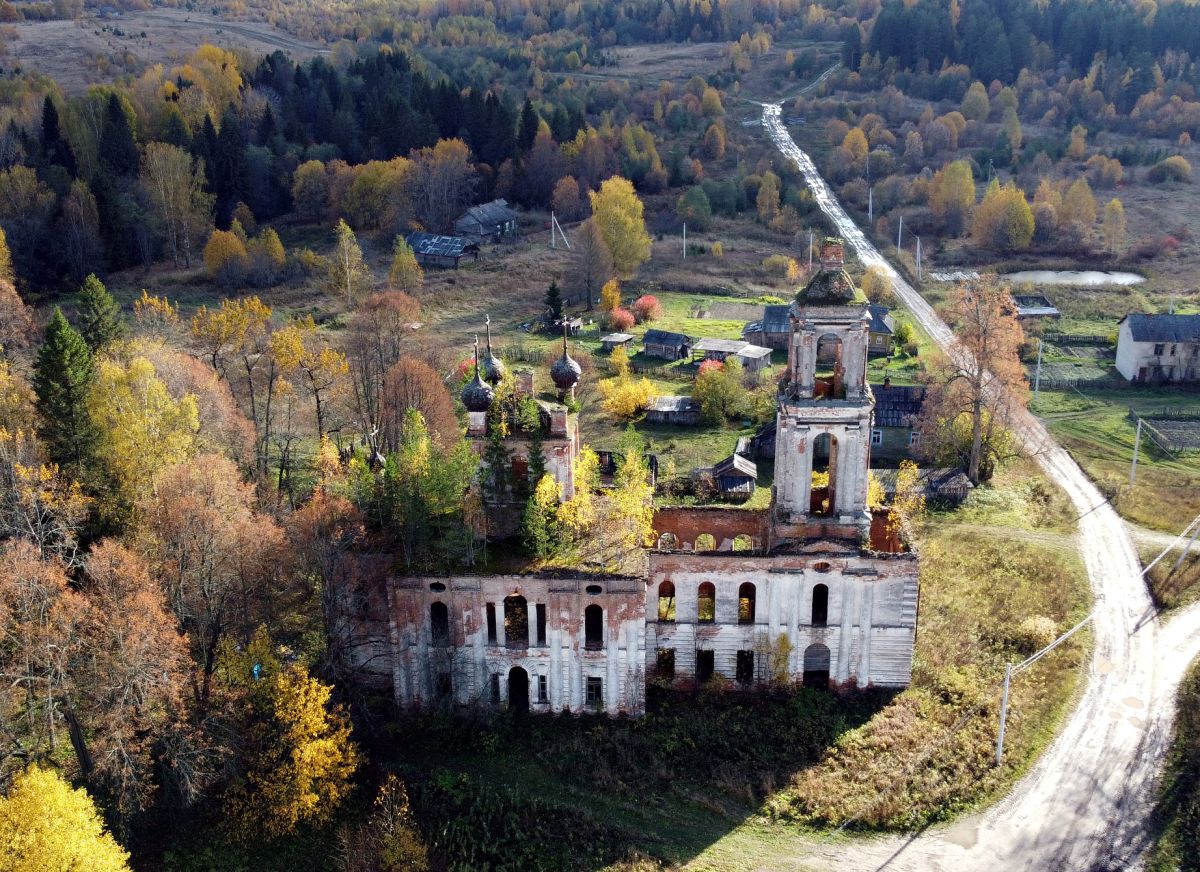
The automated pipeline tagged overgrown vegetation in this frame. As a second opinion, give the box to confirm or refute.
[1148,659,1200,872]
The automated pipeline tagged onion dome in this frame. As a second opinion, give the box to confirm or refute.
[550,323,582,391]
[481,314,507,385]
[461,337,495,412]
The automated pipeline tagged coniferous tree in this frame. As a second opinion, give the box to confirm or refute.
[40,96,75,176]
[76,274,123,351]
[99,94,138,179]
[34,307,96,469]
[544,280,563,322]
[527,428,546,486]
[518,99,539,153]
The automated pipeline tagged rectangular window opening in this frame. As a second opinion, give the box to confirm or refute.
[586,676,603,706]
[657,648,676,680]
[490,673,500,704]
[736,650,754,686]
[696,649,715,684]
[537,675,548,704]
[486,603,497,645]
[536,604,547,646]
[870,429,882,446]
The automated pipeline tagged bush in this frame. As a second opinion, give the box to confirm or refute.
[761,254,798,277]
[204,230,248,287]
[893,321,914,346]
[1147,155,1192,183]
[630,295,662,323]
[902,340,919,357]
[1010,615,1058,654]
[608,308,635,331]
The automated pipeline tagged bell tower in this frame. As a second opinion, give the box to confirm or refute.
[772,239,875,532]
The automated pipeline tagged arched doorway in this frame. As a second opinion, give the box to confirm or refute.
[811,432,838,516]
[815,332,845,397]
[508,666,529,713]
[803,643,831,689]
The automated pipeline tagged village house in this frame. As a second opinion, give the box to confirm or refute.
[870,382,926,462]
[642,329,695,360]
[405,232,480,269]
[600,332,635,353]
[645,395,702,426]
[453,198,519,243]
[867,305,896,357]
[338,239,920,716]
[701,453,758,501]
[1116,313,1200,383]
[692,338,774,372]
[743,304,791,350]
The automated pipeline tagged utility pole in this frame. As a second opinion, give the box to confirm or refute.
[808,230,814,270]
[996,663,1012,766]
[868,185,874,222]
[682,222,687,259]
[897,214,903,250]
[1130,417,1144,486]
[550,212,556,249]
[1033,338,1043,398]
[915,235,922,281]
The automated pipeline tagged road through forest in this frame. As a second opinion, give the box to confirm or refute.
[759,101,1200,871]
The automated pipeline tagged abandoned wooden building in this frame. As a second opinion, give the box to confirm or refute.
[645,395,702,426]
[1116,313,1200,383]
[454,198,519,243]
[642,329,695,360]
[692,338,774,372]
[339,241,920,716]
[600,332,635,352]
[405,232,480,268]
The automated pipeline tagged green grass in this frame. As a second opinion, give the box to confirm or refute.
[1147,658,1200,872]
[1032,386,1200,532]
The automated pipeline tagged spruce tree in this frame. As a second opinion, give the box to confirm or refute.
[99,94,138,178]
[518,99,539,152]
[544,280,563,322]
[527,428,546,486]
[34,308,96,470]
[76,274,123,351]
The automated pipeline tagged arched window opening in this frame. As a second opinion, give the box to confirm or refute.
[811,584,829,626]
[697,582,716,624]
[738,582,756,625]
[584,604,603,650]
[694,533,716,552]
[430,601,449,646]
[657,532,678,550]
[815,333,845,398]
[811,432,839,517]
[657,581,676,622]
[508,666,529,713]
[803,643,831,690]
[504,595,528,649]
[732,534,753,552]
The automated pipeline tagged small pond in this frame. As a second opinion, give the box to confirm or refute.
[1003,270,1145,287]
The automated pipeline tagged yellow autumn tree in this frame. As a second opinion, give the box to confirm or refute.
[204,228,249,287]
[971,179,1034,251]
[388,236,423,294]
[599,279,621,313]
[1062,176,1098,228]
[930,159,975,234]
[598,363,656,420]
[222,629,360,841]
[88,355,199,508]
[841,127,869,162]
[589,177,651,276]
[0,766,130,872]
[558,447,599,536]
[271,317,349,436]
[1103,198,1126,253]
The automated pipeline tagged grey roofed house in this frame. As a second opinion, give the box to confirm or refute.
[405,231,480,268]
[867,304,897,356]
[1012,293,1061,319]
[874,467,973,505]
[694,337,750,355]
[1120,313,1200,342]
[694,337,773,371]
[645,395,701,425]
[872,383,926,427]
[712,452,758,480]
[705,452,758,499]
[453,198,519,243]
[642,329,695,360]
[743,304,793,350]
[600,332,634,351]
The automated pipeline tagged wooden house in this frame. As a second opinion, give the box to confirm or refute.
[709,453,758,500]
[405,232,480,269]
[454,199,519,243]
[600,332,634,352]
[867,305,896,357]
[869,382,926,461]
[645,395,702,425]
[693,338,774,372]
[642,329,695,361]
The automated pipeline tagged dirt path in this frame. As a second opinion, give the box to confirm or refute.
[748,100,1200,871]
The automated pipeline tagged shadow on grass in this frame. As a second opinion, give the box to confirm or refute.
[370,683,895,871]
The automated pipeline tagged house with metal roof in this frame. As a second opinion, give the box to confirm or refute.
[743,304,792,350]
[454,199,519,243]
[867,305,897,357]
[870,382,927,462]
[642,329,695,360]
[645,395,702,425]
[600,332,634,352]
[692,338,774,371]
[1116,313,1200,383]
[405,232,480,269]
[704,453,758,500]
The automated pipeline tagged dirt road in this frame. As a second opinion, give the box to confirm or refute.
[760,101,1200,871]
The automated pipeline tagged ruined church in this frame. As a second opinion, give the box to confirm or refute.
[348,239,919,716]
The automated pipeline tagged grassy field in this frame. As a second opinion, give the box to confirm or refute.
[1031,386,1200,533]
[1147,658,1200,872]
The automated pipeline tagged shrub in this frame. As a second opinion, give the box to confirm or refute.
[893,321,914,346]
[902,340,919,357]
[712,241,724,257]
[203,229,248,287]
[1011,615,1058,654]
[760,254,796,276]
[631,295,662,323]
[598,374,655,419]
[1147,155,1192,183]
[608,308,635,331]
